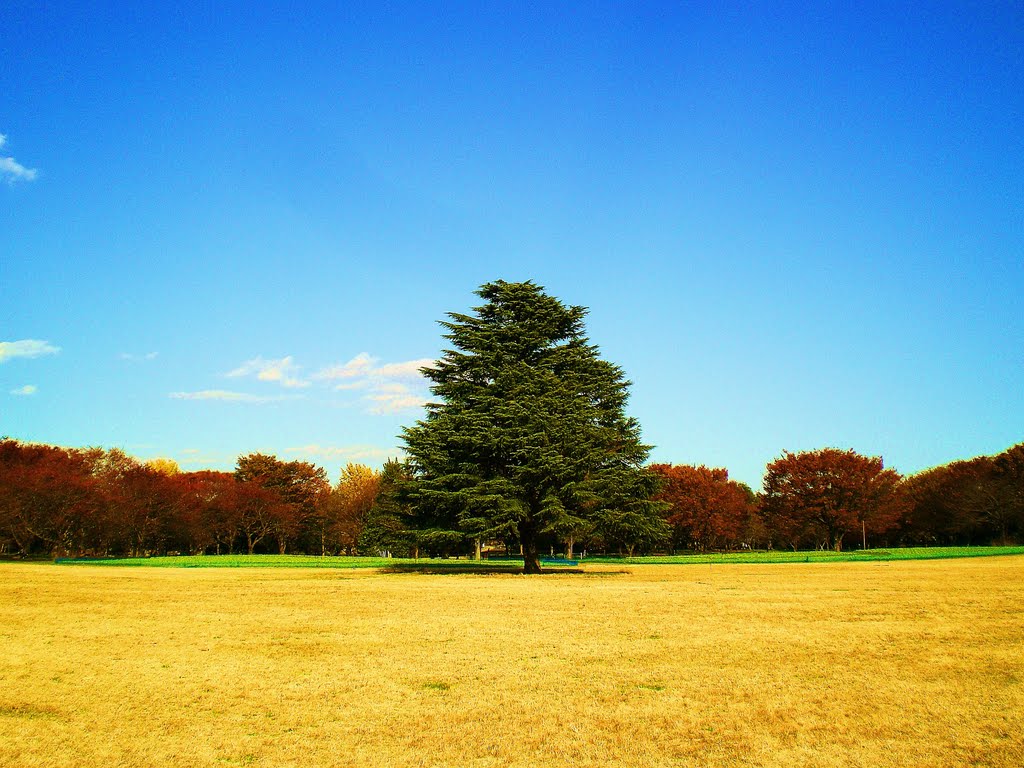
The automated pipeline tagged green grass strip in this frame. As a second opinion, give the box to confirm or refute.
[47,546,1024,568]
[54,555,499,569]
[584,546,1024,565]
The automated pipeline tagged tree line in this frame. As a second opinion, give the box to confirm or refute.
[1,438,1019,560]
[3,280,1021,563]
[0,441,374,558]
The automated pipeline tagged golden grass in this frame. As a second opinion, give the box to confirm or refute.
[1,558,1022,767]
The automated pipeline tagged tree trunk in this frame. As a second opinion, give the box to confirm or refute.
[566,536,574,560]
[520,513,542,574]
[475,538,482,561]
[522,537,542,574]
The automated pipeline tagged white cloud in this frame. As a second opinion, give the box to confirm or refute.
[10,385,37,396]
[169,389,294,403]
[314,354,434,383]
[374,358,435,379]
[180,352,432,415]
[285,444,401,464]
[227,356,309,388]
[120,351,158,361]
[0,339,60,363]
[312,353,434,414]
[0,135,38,182]
[366,392,430,415]
[333,380,370,391]
[173,448,237,469]
[313,352,378,381]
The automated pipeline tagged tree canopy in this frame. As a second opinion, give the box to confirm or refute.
[761,448,904,551]
[651,464,756,552]
[400,280,666,572]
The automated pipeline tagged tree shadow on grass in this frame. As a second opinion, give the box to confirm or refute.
[379,564,590,575]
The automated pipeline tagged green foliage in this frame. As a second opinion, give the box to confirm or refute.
[401,280,667,572]
[358,460,419,556]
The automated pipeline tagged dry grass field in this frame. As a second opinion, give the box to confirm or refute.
[1,558,1022,768]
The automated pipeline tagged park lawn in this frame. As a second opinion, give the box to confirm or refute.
[51,545,1024,568]
[588,545,1024,565]
[1,558,1022,767]
[53,554,566,571]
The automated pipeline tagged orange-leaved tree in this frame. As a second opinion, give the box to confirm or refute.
[322,463,381,555]
[761,448,903,551]
[650,464,754,551]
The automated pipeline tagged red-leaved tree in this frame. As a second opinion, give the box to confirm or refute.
[761,448,904,551]
[650,464,755,551]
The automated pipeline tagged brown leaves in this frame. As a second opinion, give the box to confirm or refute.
[762,448,904,551]
[650,464,755,551]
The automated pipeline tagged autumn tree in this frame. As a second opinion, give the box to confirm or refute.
[235,453,329,553]
[359,460,417,557]
[761,448,903,551]
[991,443,1024,542]
[901,444,1024,545]
[900,461,984,545]
[176,471,241,554]
[92,449,181,557]
[651,464,754,551]
[319,464,381,555]
[0,440,101,556]
[401,280,666,573]
[145,457,181,476]
[951,446,1024,544]
[233,480,290,555]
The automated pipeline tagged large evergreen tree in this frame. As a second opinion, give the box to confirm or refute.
[401,280,666,573]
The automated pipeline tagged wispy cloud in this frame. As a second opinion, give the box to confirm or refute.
[0,134,38,183]
[0,339,60,363]
[366,391,430,414]
[314,354,433,383]
[10,385,37,396]
[313,353,434,414]
[174,448,238,470]
[177,352,431,414]
[227,356,309,388]
[362,380,429,413]
[169,389,295,403]
[375,359,435,378]
[285,443,402,464]
[120,351,158,362]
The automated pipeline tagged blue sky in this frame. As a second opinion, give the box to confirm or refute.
[2,2,1022,488]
